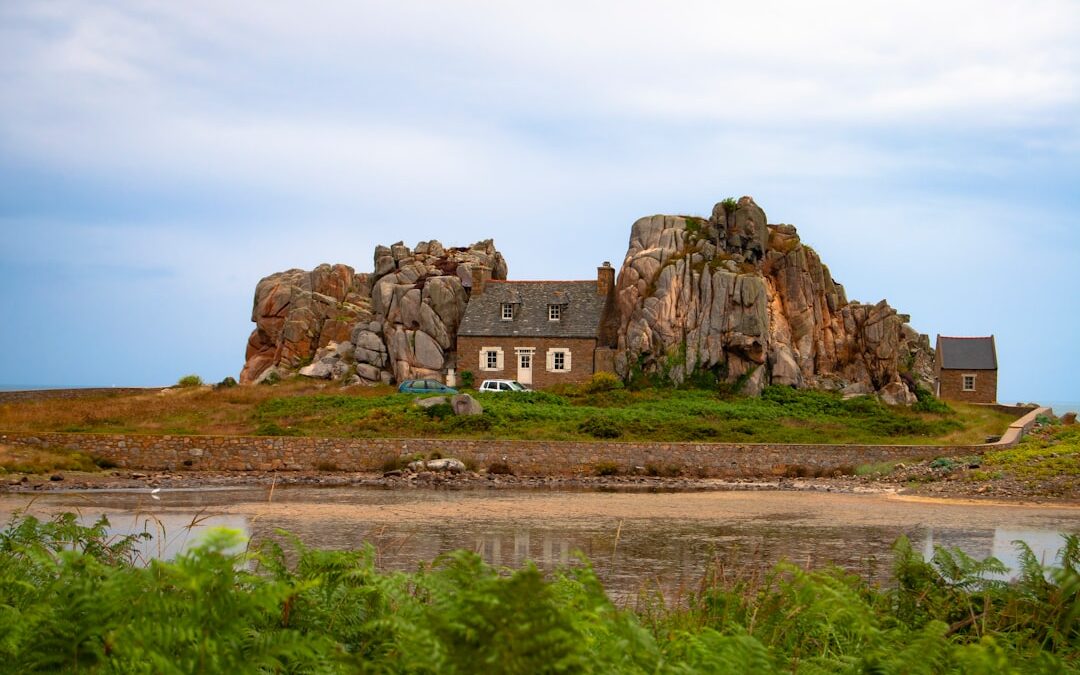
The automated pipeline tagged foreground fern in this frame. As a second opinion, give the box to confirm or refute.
[0,513,1075,673]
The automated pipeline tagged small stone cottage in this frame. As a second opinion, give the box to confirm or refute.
[934,335,998,403]
[456,264,618,388]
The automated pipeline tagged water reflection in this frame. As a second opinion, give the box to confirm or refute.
[2,486,1075,600]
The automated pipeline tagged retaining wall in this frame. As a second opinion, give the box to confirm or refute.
[0,408,1047,477]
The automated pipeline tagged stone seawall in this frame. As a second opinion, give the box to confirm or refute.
[0,430,1019,478]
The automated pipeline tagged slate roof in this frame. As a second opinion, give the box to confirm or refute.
[458,281,606,339]
[937,336,998,370]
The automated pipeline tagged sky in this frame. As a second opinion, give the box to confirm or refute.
[0,1,1077,405]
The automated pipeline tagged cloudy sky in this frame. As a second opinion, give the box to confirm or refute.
[1,1,1077,404]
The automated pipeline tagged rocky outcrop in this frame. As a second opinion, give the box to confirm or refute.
[239,264,372,384]
[357,239,506,384]
[239,240,507,385]
[240,196,932,404]
[613,196,933,400]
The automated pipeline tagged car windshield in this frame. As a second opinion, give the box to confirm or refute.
[509,381,526,391]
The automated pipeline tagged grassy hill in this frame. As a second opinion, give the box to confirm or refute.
[0,378,1014,446]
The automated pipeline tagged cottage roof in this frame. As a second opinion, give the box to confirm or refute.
[937,336,997,370]
[458,280,606,339]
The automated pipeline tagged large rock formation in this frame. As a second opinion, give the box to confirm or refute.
[612,197,933,401]
[239,264,372,384]
[240,196,932,405]
[239,240,506,385]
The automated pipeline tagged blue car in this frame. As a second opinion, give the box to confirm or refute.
[397,379,458,394]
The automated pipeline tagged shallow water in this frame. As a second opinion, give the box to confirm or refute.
[1,486,1076,600]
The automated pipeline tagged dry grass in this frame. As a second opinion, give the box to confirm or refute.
[928,403,1017,445]
[0,444,100,474]
[0,380,398,436]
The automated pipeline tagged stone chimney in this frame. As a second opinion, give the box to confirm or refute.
[597,261,615,297]
[470,265,491,295]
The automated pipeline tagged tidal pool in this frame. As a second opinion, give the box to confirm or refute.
[1,486,1076,601]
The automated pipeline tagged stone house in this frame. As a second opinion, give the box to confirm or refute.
[456,264,618,388]
[934,335,998,403]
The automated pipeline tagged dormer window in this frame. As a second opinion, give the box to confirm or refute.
[548,304,561,321]
[501,303,514,321]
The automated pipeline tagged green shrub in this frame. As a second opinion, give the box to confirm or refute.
[582,372,623,394]
[447,415,493,433]
[216,376,238,389]
[459,370,475,389]
[422,402,454,420]
[913,386,951,414]
[578,416,622,439]
[176,374,203,388]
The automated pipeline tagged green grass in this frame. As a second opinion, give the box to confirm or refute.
[0,380,1016,446]
[0,512,1076,672]
[985,425,1080,480]
[252,385,1010,445]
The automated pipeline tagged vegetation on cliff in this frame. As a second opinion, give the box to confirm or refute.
[0,512,1075,672]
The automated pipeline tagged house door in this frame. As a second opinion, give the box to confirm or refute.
[516,349,533,385]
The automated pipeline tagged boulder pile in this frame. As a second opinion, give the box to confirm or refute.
[239,240,506,385]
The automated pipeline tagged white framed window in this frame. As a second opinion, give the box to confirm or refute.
[548,304,561,321]
[501,303,514,320]
[480,346,504,372]
[546,348,572,372]
[962,374,976,392]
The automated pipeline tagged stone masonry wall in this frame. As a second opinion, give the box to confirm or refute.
[457,336,598,388]
[0,429,1024,478]
[939,369,998,404]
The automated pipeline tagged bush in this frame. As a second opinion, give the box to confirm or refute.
[176,374,203,388]
[487,460,513,475]
[913,386,951,414]
[447,415,493,433]
[422,403,454,420]
[216,376,238,389]
[578,416,622,439]
[593,461,621,476]
[460,370,475,389]
[645,462,682,477]
[582,372,623,394]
